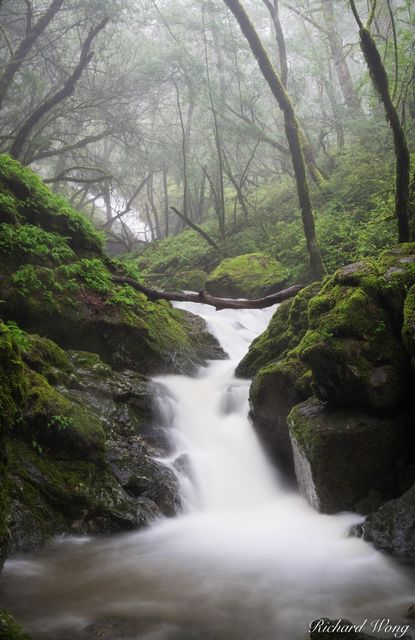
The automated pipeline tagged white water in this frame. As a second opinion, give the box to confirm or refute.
[1,303,414,640]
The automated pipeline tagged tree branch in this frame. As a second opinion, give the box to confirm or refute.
[9,17,109,161]
[169,205,219,249]
[30,128,114,162]
[111,275,303,310]
[0,0,65,109]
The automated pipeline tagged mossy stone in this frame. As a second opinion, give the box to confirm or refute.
[206,252,288,298]
[288,398,404,514]
[0,154,103,254]
[357,483,415,560]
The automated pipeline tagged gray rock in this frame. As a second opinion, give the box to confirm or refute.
[288,397,404,514]
[355,484,415,560]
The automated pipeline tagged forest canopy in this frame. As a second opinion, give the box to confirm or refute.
[0,0,414,284]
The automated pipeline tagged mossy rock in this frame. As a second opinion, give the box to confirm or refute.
[0,262,222,376]
[0,610,31,640]
[236,283,319,474]
[3,333,181,554]
[7,440,154,553]
[236,282,320,378]
[248,358,311,474]
[356,483,415,560]
[299,267,410,411]
[288,398,404,514]
[0,155,102,254]
[0,321,28,568]
[205,252,288,298]
[22,369,106,464]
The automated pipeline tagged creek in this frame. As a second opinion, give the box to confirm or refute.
[0,302,413,639]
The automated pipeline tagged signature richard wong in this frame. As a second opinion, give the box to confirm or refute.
[309,618,412,638]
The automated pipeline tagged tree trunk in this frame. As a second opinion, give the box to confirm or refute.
[350,0,411,242]
[112,275,303,310]
[162,166,169,237]
[223,0,325,279]
[263,0,326,186]
[321,0,362,113]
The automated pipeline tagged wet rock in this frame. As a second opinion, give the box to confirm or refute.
[248,358,310,476]
[405,605,415,620]
[6,340,181,554]
[236,286,319,476]
[355,484,415,560]
[288,398,404,514]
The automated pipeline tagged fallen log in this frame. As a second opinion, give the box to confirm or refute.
[111,275,304,310]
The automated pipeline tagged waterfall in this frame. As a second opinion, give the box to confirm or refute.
[0,302,413,640]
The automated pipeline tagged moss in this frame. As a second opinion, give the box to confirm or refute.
[0,192,21,224]
[206,252,288,298]
[0,154,103,254]
[22,369,106,463]
[237,282,319,378]
[0,223,75,270]
[136,227,218,276]
[22,333,72,384]
[236,299,295,377]
[0,322,27,431]
[170,269,208,291]
[0,610,31,640]
[0,321,28,565]
[288,398,403,513]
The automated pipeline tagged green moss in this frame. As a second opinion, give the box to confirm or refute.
[23,370,106,462]
[0,223,74,269]
[0,322,27,431]
[170,269,208,291]
[22,334,72,384]
[206,252,288,298]
[60,258,113,294]
[0,154,103,253]
[237,283,319,378]
[0,610,31,640]
[8,439,140,536]
[0,321,28,563]
[0,192,20,224]
[236,299,295,377]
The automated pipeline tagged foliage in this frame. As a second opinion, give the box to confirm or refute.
[0,223,75,266]
[0,155,103,253]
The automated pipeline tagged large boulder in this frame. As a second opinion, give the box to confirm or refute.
[288,398,404,514]
[355,484,415,560]
[300,261,410,412]
[6,332,181,555]
[206,252,287,298]
[236,284,319,472]
[238,247,415,514]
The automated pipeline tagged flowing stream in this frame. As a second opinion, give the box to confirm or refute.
[1,302,414,640]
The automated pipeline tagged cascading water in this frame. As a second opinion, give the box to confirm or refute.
[0,302,414,640]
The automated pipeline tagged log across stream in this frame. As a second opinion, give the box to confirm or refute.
[0,302,413,640]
